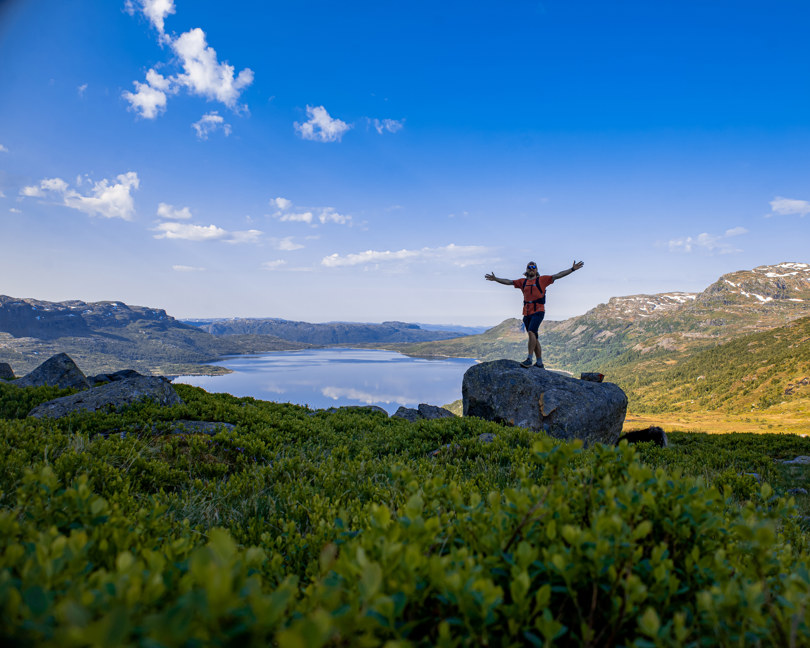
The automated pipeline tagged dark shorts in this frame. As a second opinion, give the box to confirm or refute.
[523,311,545,335]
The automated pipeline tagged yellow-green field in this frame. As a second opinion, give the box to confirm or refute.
[625,400,810,435]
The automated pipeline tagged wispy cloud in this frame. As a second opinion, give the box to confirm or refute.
[370,118,404,134]
[261,260,287,270]
[192,111,231,140]
[273,236,304,251]
[0,144,8,153]
[20,172,140,220]
[768,196,810,218]
[153,220,261,243]
[124,3,253,121]
[77,83,88,97]
[157,202,192,220]
[668,227,748,255]
[270,196,352,226]
[294,105,351,142]
[173,264,205,272]
[321,243,494,268]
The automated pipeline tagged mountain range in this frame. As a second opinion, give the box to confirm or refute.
[183,318,468,345]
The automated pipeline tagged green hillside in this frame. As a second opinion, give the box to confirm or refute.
[611,315,810,415]
[3,383,810,645]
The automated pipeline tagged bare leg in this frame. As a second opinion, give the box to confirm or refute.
[527,332,537,358]
[534,337,542,361]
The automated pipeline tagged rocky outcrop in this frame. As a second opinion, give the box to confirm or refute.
[87,369,143,386]
[393,403,456,422]
[28,375,182,418]
[0,363,13,380]
[462,360,627,446]
[13,353,90,390]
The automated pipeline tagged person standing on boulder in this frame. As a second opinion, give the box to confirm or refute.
[485,260,584,368]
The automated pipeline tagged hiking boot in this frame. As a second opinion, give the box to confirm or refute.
[534,361,545,369]
[520,356,533,368]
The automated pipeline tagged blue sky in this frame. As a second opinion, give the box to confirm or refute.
[1,0,808,326]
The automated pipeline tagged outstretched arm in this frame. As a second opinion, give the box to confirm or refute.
[551,260,584,281]
[485,272,513,286]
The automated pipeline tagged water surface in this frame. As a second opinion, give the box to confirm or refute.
[173,348,476,414]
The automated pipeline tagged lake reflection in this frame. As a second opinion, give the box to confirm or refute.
[173,348,477,414]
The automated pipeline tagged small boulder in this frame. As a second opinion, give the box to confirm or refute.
[616,426,669,448]
[0,363,14,380]
[417,403,455,420]
[392,406,421,422]
[462,359,627,447]
[14,353,90,390]
[478,432,497,444]
[28,375,182,418]
[783,456,810,466]
[393,403,456,422]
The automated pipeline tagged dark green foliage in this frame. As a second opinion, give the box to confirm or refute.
[2,385,810,645]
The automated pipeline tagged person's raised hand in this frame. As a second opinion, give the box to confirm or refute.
[485,272,496,281]
[572,260,584,271]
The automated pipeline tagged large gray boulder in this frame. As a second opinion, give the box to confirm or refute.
[28,375,182,418]
[0,363,14,380]
[14,353,90,390]
[462,359,627,446]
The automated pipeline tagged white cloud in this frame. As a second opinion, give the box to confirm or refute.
[0,144,7,153]
[321,243,493,268]
[0,190,5,198]
[20,172,140,220]
[668,227,748,255]
[278,211,314,224]
[192,111,232,140]
[153,221,262,244]
[371,118,404,134]
[318,208,351,225]
[294,105,352,142]
[769,196,810,217]
[124,7,253,121]
[125,0,175,35]
[77,83,88,97]
[9,208,21,214]
[269,197,353,227]
[224,229,263,244]
[157,202,192,220]
[262,260,287,270]
[173,264,205,272]
[172,28,254,109]
[123,73,169,119]
[274,236,304,251]
[154,222,228,241]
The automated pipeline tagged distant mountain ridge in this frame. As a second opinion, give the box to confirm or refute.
[183,318,468,345]
[0,295,309,376]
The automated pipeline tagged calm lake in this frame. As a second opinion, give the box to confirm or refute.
[173,348,477,414]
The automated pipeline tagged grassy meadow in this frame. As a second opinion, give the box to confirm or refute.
[3,380,810,646]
